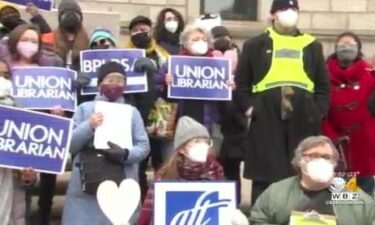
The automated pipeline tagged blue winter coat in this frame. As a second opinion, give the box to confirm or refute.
[62,95,150,225]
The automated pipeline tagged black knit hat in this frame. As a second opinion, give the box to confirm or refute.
[129,16,152,31]
[58,0,82,21]
[270,0,299,14]
[97,61,126,85]
[211,26,231,39]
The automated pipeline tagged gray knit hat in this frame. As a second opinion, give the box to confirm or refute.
[174,116,210,149]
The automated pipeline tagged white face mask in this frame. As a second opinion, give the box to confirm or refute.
[17,41,39,59]
[305,158,335,183]
[0,76,12,96]
[186,142,210,163]
[190,40,208,55]
[165,20,179,33]
[276,9,299,28]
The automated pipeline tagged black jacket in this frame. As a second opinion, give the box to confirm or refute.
[235,30,330,182]
[218,101,248,160]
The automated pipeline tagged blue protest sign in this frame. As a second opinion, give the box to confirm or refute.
[168,56,232,101]
[12,67,77,112]
[3,0,54,10]
[0,105,73,174]
[154,182,236,225]
[80,49,148,95]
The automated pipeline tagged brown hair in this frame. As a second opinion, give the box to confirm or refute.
[157,150,183,180]
[53,27,89,61]
[8,24,41,64]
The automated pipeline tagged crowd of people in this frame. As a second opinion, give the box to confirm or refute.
[0,0,374,224]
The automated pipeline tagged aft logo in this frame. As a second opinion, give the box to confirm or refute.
[327,177,363,205]
[154,182,236,225]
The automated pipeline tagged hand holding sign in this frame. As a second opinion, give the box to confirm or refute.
[97,179,140,225]
[20,167,37,185]
[89,112,103,129]
[26,3,39,17]
[50,105,64,116]
[165,73,173,85]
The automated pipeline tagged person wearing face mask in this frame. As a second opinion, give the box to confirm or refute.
[248,136,375,225]
[323,32,375,198]
[138,116,225,225]
[62,61,150,225]
[160,25,223,128]
[0,59,39,225]
[210,25,245,204]
[52,0,89,71]
[89,27,117,50]
[125,15,170,202]
[235,0,330,205]
[0,24,65,225]
[0,2,55,43]
[154,8,185,55]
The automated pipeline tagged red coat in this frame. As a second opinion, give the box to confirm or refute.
[323,57,375,176]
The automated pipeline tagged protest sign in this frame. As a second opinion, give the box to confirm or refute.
[0,105,73,174]
[94,101,133,149]
[2,0,54,10]
[168,56,232,101]
[154,181,236,225]
[80,49,148,95]
[12,67,77,112]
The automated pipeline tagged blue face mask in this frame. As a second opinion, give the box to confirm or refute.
[336,44,358,63]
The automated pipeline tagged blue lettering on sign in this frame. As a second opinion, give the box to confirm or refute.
[166,191,231,225]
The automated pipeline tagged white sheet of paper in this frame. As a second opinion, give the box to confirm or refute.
[94,101,133,150]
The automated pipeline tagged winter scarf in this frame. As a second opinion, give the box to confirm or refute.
[176,154,224,180]
[327,57,370,85]
[138,155,224,225]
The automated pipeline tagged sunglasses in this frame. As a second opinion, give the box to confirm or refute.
[91,38,110,48]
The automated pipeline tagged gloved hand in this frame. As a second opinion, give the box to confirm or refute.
[102,141,129,164]
[75,73,92,90]
[230,209,249,225]
[134,57,156,74]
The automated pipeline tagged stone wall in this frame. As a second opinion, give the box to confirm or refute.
[41,0,375,57]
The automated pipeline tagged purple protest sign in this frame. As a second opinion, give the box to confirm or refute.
[12,67,77,112]
[80,49,148,95]
[0,105,73,174]
[168,56,232,101]
[2,0,54,10]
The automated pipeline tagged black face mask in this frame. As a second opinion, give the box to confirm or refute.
[1,14,24,31]
[60,12,81,33]
[131,32,151,49]
[214,38,231,52]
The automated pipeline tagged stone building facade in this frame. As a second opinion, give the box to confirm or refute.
[40,0,375,57]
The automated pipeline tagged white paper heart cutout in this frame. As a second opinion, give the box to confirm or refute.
[97,179,141,225]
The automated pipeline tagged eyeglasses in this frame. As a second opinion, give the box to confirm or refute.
[302,153,335,161]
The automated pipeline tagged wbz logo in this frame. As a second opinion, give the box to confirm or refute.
[329,176,362,204]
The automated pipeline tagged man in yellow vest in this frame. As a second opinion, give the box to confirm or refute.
[235,0,330,205]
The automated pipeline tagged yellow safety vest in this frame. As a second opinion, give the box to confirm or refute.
[252,28,315,93]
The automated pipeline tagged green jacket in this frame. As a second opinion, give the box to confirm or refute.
[249,176,375,225]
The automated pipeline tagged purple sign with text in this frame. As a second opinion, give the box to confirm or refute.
[0,105,73,174]
[80,49,148,95]
[168,56,232,101]
[3,0,54,10]
[12,67,77,112]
